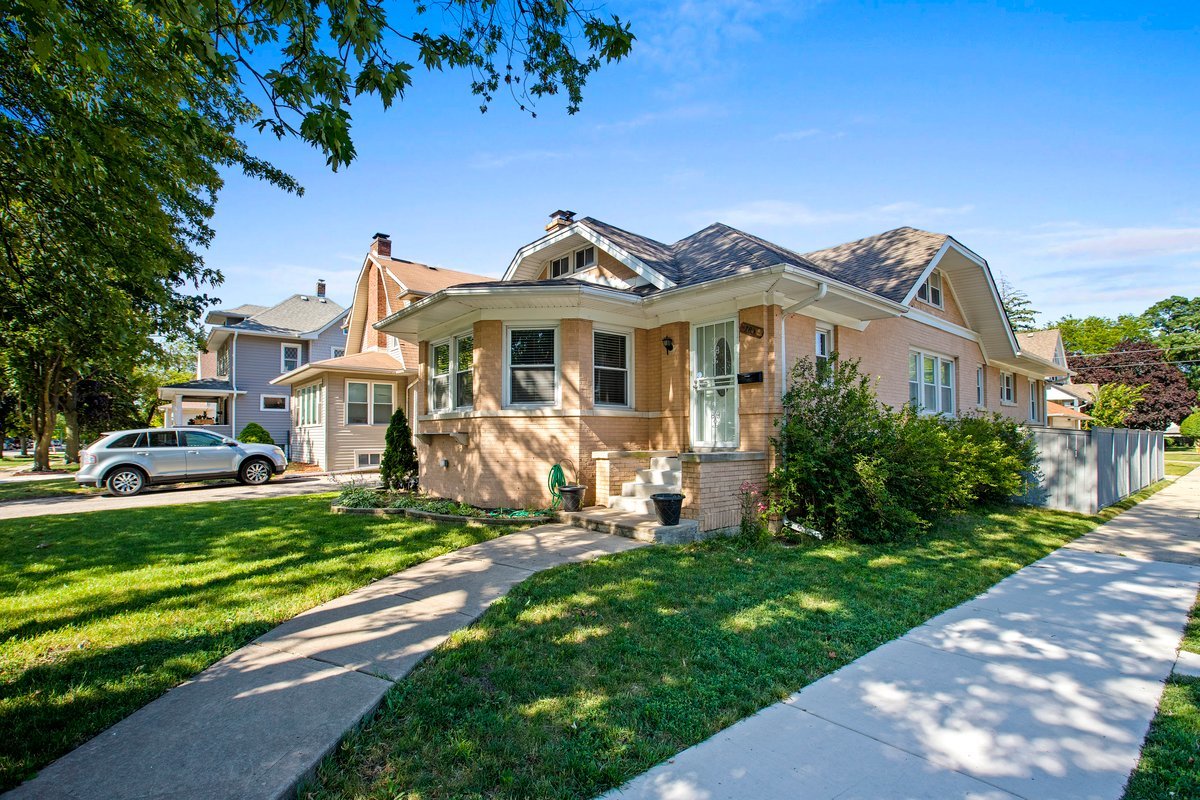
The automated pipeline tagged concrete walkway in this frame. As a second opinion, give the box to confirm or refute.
[5,524,644,799]
[608,471,1200,800]
[0,474,348,520]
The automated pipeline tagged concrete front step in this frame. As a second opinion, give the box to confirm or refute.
[649,456,681,472]
[558,506,701,544]
[610,496,655,515]
[636,468,679,484]
[620,481,680,499]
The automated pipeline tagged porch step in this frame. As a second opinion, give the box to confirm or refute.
[558,506,701,545]
[650,456,681,472]
[610,495,654,515]
[619,480,681,500]
[636,468,678,484]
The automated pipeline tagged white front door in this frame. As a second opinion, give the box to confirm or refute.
[691,319,738,448]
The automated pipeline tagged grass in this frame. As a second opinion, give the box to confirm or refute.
[1167,462,1198,477]
[0,478,96,503]
[304,500,1128,800]
[0,455,78,472]
[0,494,525,791]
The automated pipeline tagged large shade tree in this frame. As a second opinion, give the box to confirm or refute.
[1055,314,1152,356]
[1069,340,1197,430]
[1142,295,1200,392]
[1,0,633,469]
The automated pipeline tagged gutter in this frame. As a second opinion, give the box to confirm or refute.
[780,282,829,398]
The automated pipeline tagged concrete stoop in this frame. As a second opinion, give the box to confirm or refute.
[558,506,703,544]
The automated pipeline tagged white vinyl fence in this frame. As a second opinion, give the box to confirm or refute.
[1021,427,1165,515]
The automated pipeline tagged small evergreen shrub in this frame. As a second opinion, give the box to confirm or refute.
[1181,410,1200,439]
[237,422,275,445]
[379,408,419,490]
[770,356,1038,543]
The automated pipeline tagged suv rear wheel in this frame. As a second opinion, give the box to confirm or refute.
[239,458,273,486]
[106,466,146,497]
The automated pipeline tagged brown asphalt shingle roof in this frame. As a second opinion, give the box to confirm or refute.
[1017,329,1062,361]
[799,227,949,303]
[375,257,495,295]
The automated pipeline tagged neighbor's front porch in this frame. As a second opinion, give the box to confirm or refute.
[157,380,242,439]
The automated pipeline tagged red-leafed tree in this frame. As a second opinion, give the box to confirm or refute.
[1069,340,1197,430]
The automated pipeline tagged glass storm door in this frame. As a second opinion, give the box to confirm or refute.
[691,319,738,448]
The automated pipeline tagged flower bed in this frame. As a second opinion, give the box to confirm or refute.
[332,487,551,525]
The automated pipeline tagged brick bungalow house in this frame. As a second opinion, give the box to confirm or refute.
[373,211,1068,532]
[270,234,492,470]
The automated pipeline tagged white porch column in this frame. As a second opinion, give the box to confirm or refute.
[173,395,184,427]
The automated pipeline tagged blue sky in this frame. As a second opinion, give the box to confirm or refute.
[206,0,1199,325]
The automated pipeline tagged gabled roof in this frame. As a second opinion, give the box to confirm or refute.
[1056,382,1098,403]
[372,256,495,296]
[1016,329,1063,362]
[800,227,949,304]
[1047,401,1093,420]
[207,294,347,338]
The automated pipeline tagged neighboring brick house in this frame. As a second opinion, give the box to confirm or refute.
[271,233,492,470]
[373,211,1068,531]
[158,283,348,450]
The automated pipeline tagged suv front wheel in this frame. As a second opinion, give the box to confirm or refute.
[238,458,273,486]
[106,467,146,497]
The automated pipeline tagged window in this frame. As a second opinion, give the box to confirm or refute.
[508,327,557,405]
[550,255,571,279]
[574,245,596,271]
[216,343,231,377]
[594,330,630,406]
[976,366,986,407]
[347,381,369,424]
[373,383,393,424]
[1029,380,1041,421]
[430,342,451,411]
[356,452,382,468]
[182,431,224,447]
[148,430,178,448]
[908,351,955,415]
[916,271,944,308]
[107,432,144,449]
[297,383,322,426]
[260,394,288,412]
[1000,372,1016,404]
[331,347,346,359]
[548,246,597,279]
[815,326,832,366]
[281,343,301,373]
[455,334,474,409]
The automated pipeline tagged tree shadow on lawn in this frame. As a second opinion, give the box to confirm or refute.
[306,506,1096,800]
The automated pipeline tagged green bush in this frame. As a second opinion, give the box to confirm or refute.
[1181,410,1200,439]
[336,486,383,509]
[379,408,419,490]
[770,356,1038,543]
[237,422,274,445]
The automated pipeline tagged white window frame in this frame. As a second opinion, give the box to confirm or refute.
[908,349,956,415]
[281,342,301,373]
[593,327,632,407]
[504,324,560,407]
[1029,379,1041,422]
[345,379,395,425]
[260,394,289,412]
[976,366,986,408]
[428,331,474,412]
[1000,372,1016,405]
[916,270,944,309]
[330,346,346,359]
[548,245,597,279]
[815,325,833,364]
[354,451,382,469]
[296,382,322,427]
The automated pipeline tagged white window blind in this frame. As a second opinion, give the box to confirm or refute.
[594,331,629,406]
[509,328,556,404]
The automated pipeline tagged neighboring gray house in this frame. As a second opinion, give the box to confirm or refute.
[158,281,348,452]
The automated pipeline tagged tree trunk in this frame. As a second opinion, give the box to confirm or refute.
[63,387,80,464]
[30,366,59,471]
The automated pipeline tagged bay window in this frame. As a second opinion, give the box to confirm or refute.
[429,333,473,412]
[508,327,557,405]
[908,350,955,415]
[594,330,630,406]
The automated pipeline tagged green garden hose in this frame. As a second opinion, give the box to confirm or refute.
[547,462,568,509]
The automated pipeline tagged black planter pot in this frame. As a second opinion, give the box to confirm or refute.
[650,493,685,526]
[559,485,586,512]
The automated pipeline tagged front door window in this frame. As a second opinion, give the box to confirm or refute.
[692,320,738,448]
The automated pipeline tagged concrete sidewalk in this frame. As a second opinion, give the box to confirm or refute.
[5,524,644,800]
[608,471,1200,800]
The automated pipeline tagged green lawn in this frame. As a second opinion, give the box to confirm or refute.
[1166,462,1198,477]
[0,494,524,791]
[0,477,96,503]
[0,455,78,472]
[305,499,1145,800]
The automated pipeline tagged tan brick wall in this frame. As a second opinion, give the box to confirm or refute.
[912,275,969,327]
[680,457,768,532]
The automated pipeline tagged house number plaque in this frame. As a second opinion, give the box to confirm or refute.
[739,322,764,338]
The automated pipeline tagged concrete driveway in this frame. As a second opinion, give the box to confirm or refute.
[0,475,350,520]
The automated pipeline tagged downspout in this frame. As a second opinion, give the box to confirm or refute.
[779,282,828,397]
[230,331,238,437]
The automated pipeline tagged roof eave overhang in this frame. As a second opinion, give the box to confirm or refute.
[270,362,413,387]
[157,387,245,399]
[502,221,676,290]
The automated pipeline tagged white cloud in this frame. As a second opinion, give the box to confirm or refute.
[469,149,572,170]
[1037,226,1200,261]
[691,199,974,228]
[594,104,724,132]
[773,128,822,141]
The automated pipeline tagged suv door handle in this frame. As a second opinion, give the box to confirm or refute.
[186,450,200,454]
[135,451,150,456]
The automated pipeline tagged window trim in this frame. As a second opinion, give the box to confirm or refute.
[330,346,346,359]
[428,331,474,413]
[547,245,598,279]
[815,325,833,363]
[504,324,560,408]
[908,348,956,416]
[1029,379,1041,422]
[916,270,945,309]
[280,342,302,373]
[354,450,383,469]
[296,381,322,427]
[976,365,986,409]
[593,327,633,408]
[999,371,1016,405]
[345,379,395,426]
[260,394,289,412]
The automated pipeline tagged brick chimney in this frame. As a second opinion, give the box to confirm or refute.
[370,232,391,258]
[545,210,575,232]
[316,279,326,298]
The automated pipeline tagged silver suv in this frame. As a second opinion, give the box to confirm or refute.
[76,428,288,496]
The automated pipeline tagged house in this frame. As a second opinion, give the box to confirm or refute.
[1016,329,1069,383]
[270,234,493,471]
[1048,381,1097,411]
[158,282,348,450]
[372,211,1069,533]
[1047,401,1094,429]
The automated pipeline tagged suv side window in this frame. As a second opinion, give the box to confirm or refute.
[107,433,143,449]
[147,431,178,448]
[181,431,224,447]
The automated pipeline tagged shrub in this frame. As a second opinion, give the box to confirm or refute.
[1181,410,1200,439]
[237,422,274,445]
[337,486,383,509]
[379,408,419,490]
[770,356,1038,543]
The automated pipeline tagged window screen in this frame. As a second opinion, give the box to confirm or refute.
[510,328,556,404]
[594,331,629,406]
[347,382,369,424]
